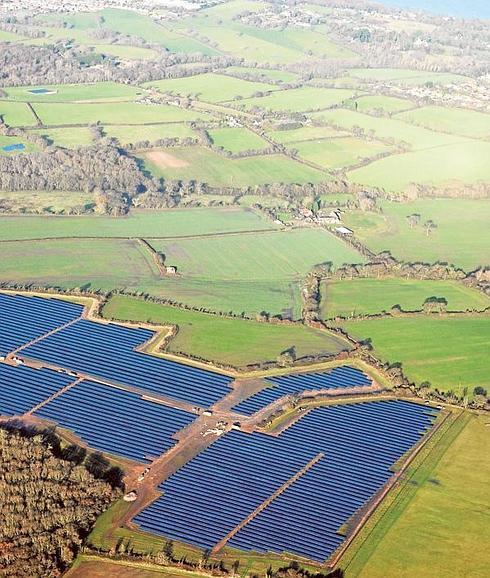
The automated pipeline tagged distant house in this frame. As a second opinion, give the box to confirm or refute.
[318,209,342,224]
[165,266,178,275]
[335,226,353,235]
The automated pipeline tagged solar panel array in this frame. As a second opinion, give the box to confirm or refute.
[0,293,83,356]
[22,319,233,407]
[35,379,196,462]
[135,400,438,561]
[0,363,74,416]
[233,366,372,416]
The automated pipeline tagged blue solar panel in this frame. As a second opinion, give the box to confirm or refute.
[233,366,372,416]
[22,319,233,407]
[0,293,83,356]
[0,363,74,416]
[35,379,196,463]
[135,400,438,560]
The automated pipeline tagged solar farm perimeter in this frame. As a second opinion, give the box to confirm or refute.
[0,292,441,566]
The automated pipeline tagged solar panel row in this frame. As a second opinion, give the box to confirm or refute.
[0,363,74,416]
[135,400,438,561]
[35,379,196,463]
[233,366,372,416]
[0,293,83,356]
[23,319,233,407]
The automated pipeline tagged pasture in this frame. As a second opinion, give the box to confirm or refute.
[0,238,160,291]
[145,73,275,103]
[32,102,206,126]
[103,294,349,366]
[348,139,490,191]
[27,127,94,148]
[0,207,272,240]
[321,278,489,318]
[140,146,327,187]
[222,66,299,83]
[208,127,268,152]
[103,123,195,145]
[237,87,359,112]
[347,413,489,577]
[396,105,490,139]
[348,68,469,85]
[3,82,143,102]
[0,30,23,42]
[343,199,490,271]
[0,101,38,126]
[0,136,36,155]
[147,228,363,315]
[352,95,415,114]
[268,125,347,144]
[0,190,94,214]
[340,315,490,395]
[91,44,159,61]
[292,137,391,169]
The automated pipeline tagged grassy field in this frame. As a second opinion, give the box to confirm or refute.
[0,190,94,214]
[345,412,489,577]
[140,146,327,186]
[0,135,37,155]
[0,101,38,126]
[0,238,160,291]
[91,44,159,61]
[353,95,415,114]
[267,125,347,144]
[32,102,206,125]
[0,207,273,240]
[321,278,489,318]
[348,68,470,85]
[396,105,490,139]
[145,73,275,103]
[3,82,143,102]
[340,315,490,394]
[67,556,205,577]
[343,199,490,271]
[348,139,490,191]
[103,295,350,366]
[26,127,94,148]
[208,127,268,152]
[292,137,391,169]
[0,29,24,41]
[103,123,195,144]
[237,87,359,112]
[146,228,363,316]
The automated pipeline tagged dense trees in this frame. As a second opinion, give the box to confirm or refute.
[0,425,118,577]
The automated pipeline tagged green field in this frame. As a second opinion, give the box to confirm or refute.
[103,123,195,145]
[237,87,359,112]
[396,105,490,139]
[147,228,363,315]
[145,73,275,103]
[0,207,272,240]
[0,101,38,126]
[343,199,490,271]
[267,125,347,144]
[0,30,24,41]
[140,146,327,186]
[353,95,415,114]
[0,238,160,290]
[27,127,94,148]
[91,44,159,60]
[347,413,489,577]
[348,139,490,191]
[321,278,489,318]
[44,8,219,55]
[32,101,206,126]
[341,315,490,394]
[208,127,268,152]
[3,82,143,102]
[348,68,470,85]
[0,135,37,155]
[103,295,350,366]
[292,137,391,169]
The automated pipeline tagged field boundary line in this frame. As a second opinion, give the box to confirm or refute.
[211,452,324,555]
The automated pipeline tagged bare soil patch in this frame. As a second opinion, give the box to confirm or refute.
[145,150,189,168]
